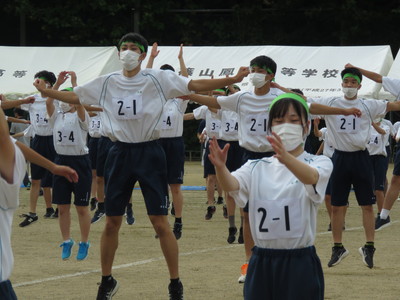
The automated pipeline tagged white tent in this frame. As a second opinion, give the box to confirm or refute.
[143,45,393,99]
[0,46,122,96]
[0,45,393,99]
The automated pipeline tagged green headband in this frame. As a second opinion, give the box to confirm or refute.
[251,64,273,74]
[269,93,309,115]
[342,73,361,84]
[61,87,73,92]
[120,41,145,53]
[37,76,48,81]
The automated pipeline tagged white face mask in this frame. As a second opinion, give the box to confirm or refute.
[249,73,268,88]
[59,102,72,113]
[271,123,304,151]
[120,50,141,71]
[342,87,358,98]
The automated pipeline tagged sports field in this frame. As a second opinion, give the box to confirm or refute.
[11,161,400,299]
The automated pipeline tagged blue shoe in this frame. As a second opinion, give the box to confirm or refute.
[76,241,90,261]
[60,239,75,260]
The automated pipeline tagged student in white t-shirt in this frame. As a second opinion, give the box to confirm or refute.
[208,93,332,300]
[0,104,78,300]
[47,71,92,261]
[33,32,249,300]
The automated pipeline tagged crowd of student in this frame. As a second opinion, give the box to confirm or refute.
[2,31,400,300]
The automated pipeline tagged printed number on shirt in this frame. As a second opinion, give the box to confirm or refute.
[113,94,143,120]
[254,198,302,240]
[90,119,101,130]
[210,120,221,133]
[224,119,238,134]
[57,129,75,145]
[335,115,360,134]
[369,134,380,145]
[35,112,48,126]
[246,113,268,135]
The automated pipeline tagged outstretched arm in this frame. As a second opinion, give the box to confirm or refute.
[309,103,362,117]
[0,95,35,110]
[34,79,80,105]
[187,94,221,109]
[345,63,383,83]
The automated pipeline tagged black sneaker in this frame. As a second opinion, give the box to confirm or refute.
[19,213,38,227]
[91,209,105,224]
[52,208,59,218]
[173,222,183,240]
[359,246,375,268]
[238,227,244,244]
[222,205,228,219]
[90,197,98,211]
[227,227,237,244]
[205,206,216,220]
[96,278,119,300]
[168,280,183,300]
[43,207,55,219]
[375,215,390,231]
[217,196,224,205]
[327,246,349,267]
[327,223,332,231]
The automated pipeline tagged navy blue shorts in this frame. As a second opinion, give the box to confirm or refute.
[325,157,333,196]
[30,135,56,187]
[52,155,92,206]
[88,136,100,170]
[219,140,245,172]
[203,139,225,177]
[370,155,388,191]
[104,141,169,216]
[244,246,324,300]
[158,137,185,184]
[0,280,17,300]
[393,143,400,176]
[96,136,114,177]
[331,150,375,206]
[242,149,274,212]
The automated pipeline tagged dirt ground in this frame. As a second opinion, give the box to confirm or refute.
[10,162,400,299]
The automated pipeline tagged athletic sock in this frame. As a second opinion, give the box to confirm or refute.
[101,275,113,286]
[228,216,235,228]
[334,243,343,248]
[175,217,182,224]
[170,278,181,289]
[380,209,390,220]
[365,241,375,248]
[29,212,37,217]
[98,202,105,212]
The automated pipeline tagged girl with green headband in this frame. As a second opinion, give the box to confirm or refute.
[208,93,333,300]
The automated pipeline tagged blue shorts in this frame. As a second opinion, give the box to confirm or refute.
[104,141,169,216]
[331,150,375,206]
[88,136,100,170]
[52,155,92,206]
[370,155,388,191]
[0,280,17,300]
[244,246,324,300]
[158,137,185,184]
[242,150,274,212]
[325,157,333,196]
[203,139,225,177]
[219,140,245,172]
[96,136,114,177]
[30,135,56,187]
[393,143,400,176]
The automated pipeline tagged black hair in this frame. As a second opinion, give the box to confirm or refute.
[290,88,304,95]
[160,64,175,72]
[267,98,308,132]
[13,107,25,117]
[118,32,148,53]
[249,55,277,74]
[340,67,363,82]
[34,70,56,86]
[226,85,241,95]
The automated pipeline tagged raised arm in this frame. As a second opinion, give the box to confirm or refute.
[313,118,322,138]
[146,42,159,69]
[188,67,249,93]
[345,63,382,83]
[178,44,189,78]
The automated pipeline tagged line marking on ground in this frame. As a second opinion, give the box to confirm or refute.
[317,220,398,235]
[14,244,240,288]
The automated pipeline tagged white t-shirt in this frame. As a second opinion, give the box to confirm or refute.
[230,151,332,249]
[193,105,221,139]
[74,69,191,143]
[367,124,390,156]
[49,110,89,155]
[21,94,53,136]
[217,89,283,152]
[319,127,334,158]
[381,119,394,145]
[159,98,189,138]
[218,109,239,142]
[383,77,400,100]
[89,114,102,138]
[308,97,387,151]
[0,138,25,281]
